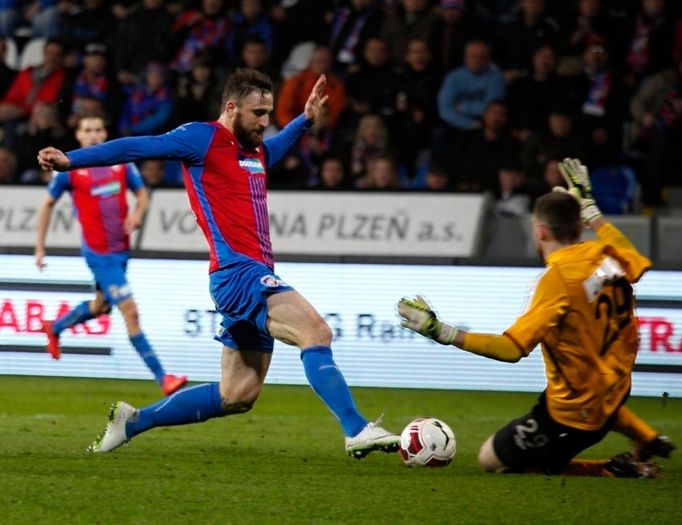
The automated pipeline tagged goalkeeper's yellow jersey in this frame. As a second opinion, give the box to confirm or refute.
[504,223,651,431]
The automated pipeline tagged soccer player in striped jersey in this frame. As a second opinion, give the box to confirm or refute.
[35,114,188,396]
[38,69,399,457]
[399,158,674,477]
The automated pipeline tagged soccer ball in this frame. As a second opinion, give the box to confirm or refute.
[399,417,456,467]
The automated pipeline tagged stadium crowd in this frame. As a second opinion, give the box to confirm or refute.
[1,0,681,211]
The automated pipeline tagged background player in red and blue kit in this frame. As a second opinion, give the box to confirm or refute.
[38,69,400,458]
[35,115,188,396]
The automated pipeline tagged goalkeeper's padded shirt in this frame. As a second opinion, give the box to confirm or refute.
[66,114,311,272]
[48,163,144,254]
[504,223,651,431]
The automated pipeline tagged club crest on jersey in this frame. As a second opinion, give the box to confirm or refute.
[260,275,287,288]
[238,155,265,175]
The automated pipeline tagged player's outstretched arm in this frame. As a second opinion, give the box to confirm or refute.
[35,196,57,270]
[398,296,524,362]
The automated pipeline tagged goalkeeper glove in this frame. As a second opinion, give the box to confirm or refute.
[556,157,603,224]
[397,295,459,345]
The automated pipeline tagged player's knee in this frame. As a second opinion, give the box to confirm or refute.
[309,318,332,346]
[219,382,262,414]
[478,435,505,472]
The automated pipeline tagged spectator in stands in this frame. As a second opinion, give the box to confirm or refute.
[433,40,505,162]
[495,162,531,216]
[346,38,401,123]
[328,0,384,72]
[416,164,452,190]
[113,0,174,85]
[15,101,71,182]
[381,0,440,66]
[556,0,618,74]
[118,61,174,136]
[0,36,17,98]
[350,113,391,181]
[569,35,627,166]
[0,38,66,148]
[393,37,441,175]
[522,109,587,181]
[68,43,118,128]
[629,58,682,206]
[356,155,403,189]
[507,44,560,141]
[171,0,229,73]
[432,0,491,73]
[496,0,561,82]
[26,0,61,38]
[0,145,17,183]
[448,100,521,193]
[624,0,676,88]
[236,37,280,89]
[271,0,332,54]
[275,46,345,129]
[437,40,505,133]
[58,0,117,52]
[312,155,352,190]
[0,1,18,37]
[139,159,166,188]
[171,53,222,126]
[227,0,276,66]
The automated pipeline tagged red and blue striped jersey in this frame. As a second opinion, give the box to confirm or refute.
[66,114,311,272]
[48,163,144,254]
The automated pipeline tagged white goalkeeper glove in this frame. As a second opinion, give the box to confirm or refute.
[555,157,603,224]
[397,295,459,345]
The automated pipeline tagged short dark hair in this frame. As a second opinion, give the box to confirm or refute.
[533,191,582,243]
[221,68,273,107]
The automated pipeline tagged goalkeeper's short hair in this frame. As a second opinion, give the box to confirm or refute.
[533,191,582,243]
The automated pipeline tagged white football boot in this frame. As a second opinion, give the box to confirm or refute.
[345,417,400,459]
[87,402,137,453]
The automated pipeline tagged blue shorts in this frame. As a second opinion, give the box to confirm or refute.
[83,249,132,306]
[209,259,294,352]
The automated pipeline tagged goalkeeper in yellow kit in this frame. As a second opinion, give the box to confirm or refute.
[398,158,674,477]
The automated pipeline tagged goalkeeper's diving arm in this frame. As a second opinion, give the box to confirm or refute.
[397,297,525,362]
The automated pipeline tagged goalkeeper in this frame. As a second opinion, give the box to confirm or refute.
[398,158,674,478]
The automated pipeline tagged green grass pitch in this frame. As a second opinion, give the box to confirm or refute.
[1,376,680,525]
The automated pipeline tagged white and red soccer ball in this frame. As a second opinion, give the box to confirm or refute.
[399,417,456,467]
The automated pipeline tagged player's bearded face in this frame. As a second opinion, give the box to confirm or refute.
[234,110,265,149]
[233,91,273,149]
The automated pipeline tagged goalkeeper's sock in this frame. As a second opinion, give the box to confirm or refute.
[301,345,368,437]
[129,333,165,383]
[126,383,224,438]
[614,405,658,444]
[53,301,95,334]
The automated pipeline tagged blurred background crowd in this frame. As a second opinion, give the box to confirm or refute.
[0,0,681,215]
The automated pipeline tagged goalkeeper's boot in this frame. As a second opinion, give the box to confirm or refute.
[345,418,400,459]
[87,401,137,453]
[634,435,676,461]
[161,374,188,396]
[604,452,661,479]
[41,320,61,360]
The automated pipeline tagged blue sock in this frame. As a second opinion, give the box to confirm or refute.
[53,301,94,334]
[129,333,165,383]
[126,383,224,438]
[300,345,368,437]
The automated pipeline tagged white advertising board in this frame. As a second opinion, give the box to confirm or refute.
[139,190,488,257]
[0,255,680,397]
